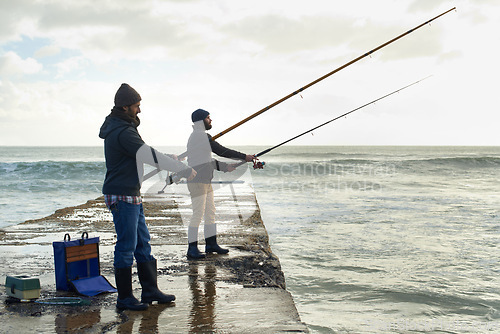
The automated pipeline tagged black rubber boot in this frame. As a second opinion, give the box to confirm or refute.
[115,266,149,311]
[137,259,175,304]
[205,236,229,254]
[187,241,206,259]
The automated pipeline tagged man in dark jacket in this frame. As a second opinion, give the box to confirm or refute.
[99,83,196,311]
[186,108,254,259]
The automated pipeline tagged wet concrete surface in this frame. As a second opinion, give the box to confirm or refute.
[0,183,308,333]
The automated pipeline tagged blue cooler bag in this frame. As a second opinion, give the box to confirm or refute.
[53,232,116,296]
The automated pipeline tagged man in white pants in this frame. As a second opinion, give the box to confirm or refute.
[186,109,254,259]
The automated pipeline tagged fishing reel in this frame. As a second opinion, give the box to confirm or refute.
[252,158,265,169]
[158,173,182,194]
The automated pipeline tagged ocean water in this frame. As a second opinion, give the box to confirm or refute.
[1,146,500,333]
[0,146,106,227]
[251,146,500,333]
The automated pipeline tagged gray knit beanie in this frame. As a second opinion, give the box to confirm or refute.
[114,83,141,107]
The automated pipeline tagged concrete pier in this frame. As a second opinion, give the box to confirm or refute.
[0,182,308,333]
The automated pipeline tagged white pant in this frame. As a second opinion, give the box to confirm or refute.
[187,183,216,243]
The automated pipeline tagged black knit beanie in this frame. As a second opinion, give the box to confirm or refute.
[114,83,141,107]
[191,108,210,123]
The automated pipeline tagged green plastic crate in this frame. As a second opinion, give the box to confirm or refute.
[5,275,41,300]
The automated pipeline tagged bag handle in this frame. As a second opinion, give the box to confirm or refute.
[79,232,89,245]
[63,232,89,243]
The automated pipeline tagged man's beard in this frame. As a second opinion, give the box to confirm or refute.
[204,119,212,130]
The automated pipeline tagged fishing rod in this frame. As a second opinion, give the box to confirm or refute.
[160,76,430,190]
[211,7,455,141]
[241,76,432,169]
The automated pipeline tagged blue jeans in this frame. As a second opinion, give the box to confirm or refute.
[110,201,153,268]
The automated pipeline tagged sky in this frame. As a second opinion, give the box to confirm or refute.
[0,0,498,147]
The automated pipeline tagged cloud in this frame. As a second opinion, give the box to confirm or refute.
[0,79,113,120]
[34,45,61,58]
[54,56,89,78]
[437,50,462,63]
[408,0,451,12]
[220,14,446,62]
[0,51,43,76]
[0,0,208,63]
[376,25,446,61]
[221,15,356,54]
